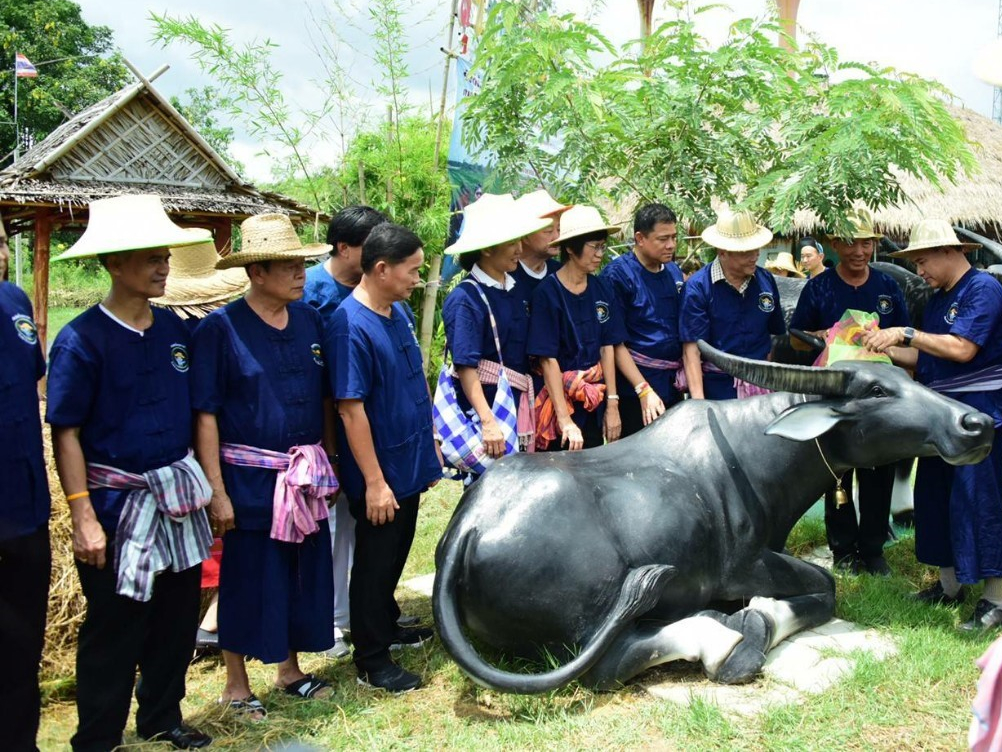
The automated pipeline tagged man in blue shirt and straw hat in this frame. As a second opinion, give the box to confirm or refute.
[47,195,214,751]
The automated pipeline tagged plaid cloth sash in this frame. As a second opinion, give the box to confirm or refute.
[219,442,337,543]
[534,363,605,450]
[628,349,682,372]
[674,359,770,399]
[476,359,535,451]
[87,451,212,602]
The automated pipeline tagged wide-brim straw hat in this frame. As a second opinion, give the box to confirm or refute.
[444,193,552,256]
[553,205,621,244]
[889,218,980,258]
[514,189,573,219]
[974,38,1002,87]
[54,195,212,261]
[216,213,331,269]
[765,251,805,278]
[700,208,773,252]
[151,232,250,316]
[825,207,883,242]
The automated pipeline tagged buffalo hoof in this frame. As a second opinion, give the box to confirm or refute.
[707,609,774,685]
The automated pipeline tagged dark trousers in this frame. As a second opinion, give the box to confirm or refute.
[71,558,201,752]
[825,464,894,560]
[541,410,604,451]
[348,493,419,671]
[0,524,50,752]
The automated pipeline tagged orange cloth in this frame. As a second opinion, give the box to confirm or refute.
[534,363,605,450]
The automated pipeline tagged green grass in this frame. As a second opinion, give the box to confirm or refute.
[37,481,992,751]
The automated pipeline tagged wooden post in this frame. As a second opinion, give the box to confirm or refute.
[33,209,52,354]
[210,217,232,254]
[777,0,801,50]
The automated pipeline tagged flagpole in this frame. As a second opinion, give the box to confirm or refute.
[13,53,22,288]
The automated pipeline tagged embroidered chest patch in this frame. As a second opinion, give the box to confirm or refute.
[595,300,611,323]
[311,342,325,366]
[170,343,190,373]
[757,292,776,313]
[12,313,38,345]
[876,295,894,315]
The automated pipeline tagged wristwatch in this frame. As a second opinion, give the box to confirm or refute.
[902,326,916,347]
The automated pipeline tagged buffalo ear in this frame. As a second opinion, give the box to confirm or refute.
[764,401,849,441]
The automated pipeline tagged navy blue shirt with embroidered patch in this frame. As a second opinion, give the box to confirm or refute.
[47,306,193,532]
[512,258,562,302]
[191,298,328,531]
[303,261,355,329]
[329,295,441,502]
[0,283,49,540]
[790,265,909,333]
[680,265,786,358]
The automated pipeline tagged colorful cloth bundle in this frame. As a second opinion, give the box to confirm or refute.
[814,309,893,367]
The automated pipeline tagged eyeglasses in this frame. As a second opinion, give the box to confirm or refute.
[583,242,607,254]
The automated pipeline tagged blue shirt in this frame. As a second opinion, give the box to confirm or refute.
[601,252,683,362]
[191,298,328,531]
[442,277,531,412]
[917,268,1002,425]
[329,295,441,501]
[790,266,909,332]
[303,261,354,329]
[512,258,562,303]
[0,283,49,540]
[680,266,786,359]
[666,261,685,294]
[47,306,193,532]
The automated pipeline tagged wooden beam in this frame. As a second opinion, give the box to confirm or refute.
[33,209,52,355]
[210,217,232,255]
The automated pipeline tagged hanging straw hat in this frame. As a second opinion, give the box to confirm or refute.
[765,251,805,278]
[824,207,883,242]
[151,231,250,318]
[514,189,573,219]
[216,213,331,269]
[889,219,980,258]
[552,205,621,245]
[54,195,212,261]
[444,193,552,256]
[700,208,773,252]
[974,38,1002,87]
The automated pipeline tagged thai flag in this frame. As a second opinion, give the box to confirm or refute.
[15,53,38,78]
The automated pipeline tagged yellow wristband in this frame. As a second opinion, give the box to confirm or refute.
[65,491,90,502]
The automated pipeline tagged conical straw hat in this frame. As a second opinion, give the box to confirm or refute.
[444,193,552,256]
[216,213,331,269]
[514,189,573,219]
[54,195,212,261]
[151,231,250,315]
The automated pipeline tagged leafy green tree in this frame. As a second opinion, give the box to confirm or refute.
[170,86,245,176]
[0,0,128,164]
[464,1,976,235]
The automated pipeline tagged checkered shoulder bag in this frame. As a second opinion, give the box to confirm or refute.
[433,280,518,475]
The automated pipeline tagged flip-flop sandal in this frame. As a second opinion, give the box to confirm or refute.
[281,674,331,699]
[219,694,268,720]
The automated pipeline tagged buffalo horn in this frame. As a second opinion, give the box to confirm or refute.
[954,226,1002,262]
[697,340,850,396]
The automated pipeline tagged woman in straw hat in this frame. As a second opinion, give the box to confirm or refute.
[790,207,909,577]
[191,213,338,715]
[863,219,1002,629]
[764,251,805,279]
[680,208,786,401]
[511,188,572,296]
[46,194,213,750]
[526,204,626,451]
[442,193,553,472]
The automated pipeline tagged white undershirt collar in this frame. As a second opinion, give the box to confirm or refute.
[471,263,517,292]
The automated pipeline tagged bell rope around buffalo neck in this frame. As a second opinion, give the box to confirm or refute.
[815,437,849,507]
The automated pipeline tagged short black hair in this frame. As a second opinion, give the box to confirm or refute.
[559,230,607,262]
[634,203,678,236]
[326,205,388,249]
[458,250,482,273]
[361,223,423,273]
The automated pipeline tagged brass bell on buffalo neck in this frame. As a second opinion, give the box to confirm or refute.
[834,484,849,508]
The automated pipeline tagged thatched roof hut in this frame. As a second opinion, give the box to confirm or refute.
[0,62,325,349]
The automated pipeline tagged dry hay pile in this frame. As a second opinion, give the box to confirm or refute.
[40,409,87,682]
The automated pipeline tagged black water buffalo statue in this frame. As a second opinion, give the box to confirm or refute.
[433,342,995,694]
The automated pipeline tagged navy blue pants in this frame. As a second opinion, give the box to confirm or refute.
[218,523,335,663]
[824,465,894,561]
[0,524,50,752]
[72,556,201,752]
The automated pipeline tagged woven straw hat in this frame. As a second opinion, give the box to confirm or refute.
[55,195,212,261]
[889,219,980,258]
[444,193,552,256]
[826,207,883,242]
[151,231,250,316]
[514,189,573,219]
[553,205,621,245]
[700,208,773,252]
[765,251,805,278]
[216,213,331,269]
[974,38,1002,86]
